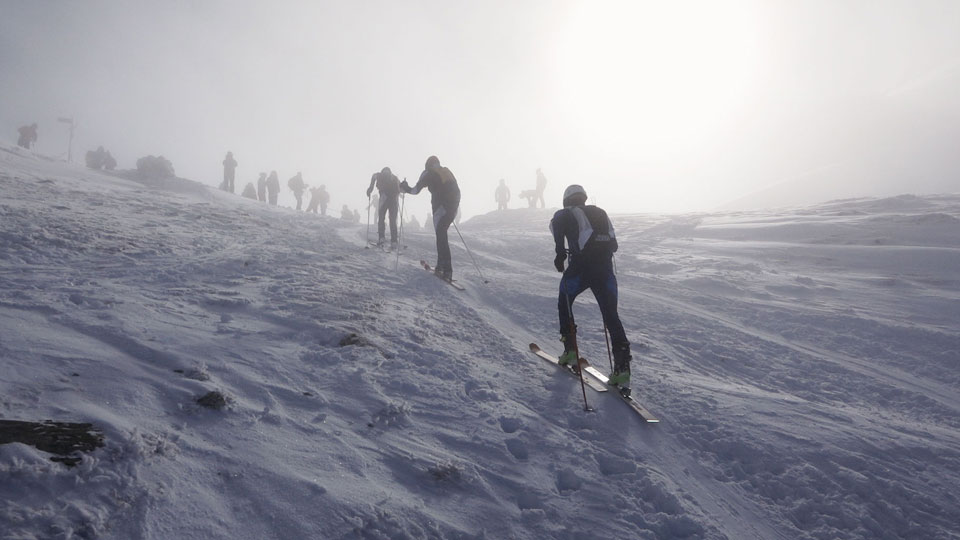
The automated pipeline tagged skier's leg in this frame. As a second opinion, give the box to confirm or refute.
[388,196,398,244]
[588,264,631,382]
[377,196,388,243]
[586,265,626,346]
[434,207,455,276]
[557,269,588,364]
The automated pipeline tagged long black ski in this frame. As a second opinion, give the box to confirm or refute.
[529,343,607,393]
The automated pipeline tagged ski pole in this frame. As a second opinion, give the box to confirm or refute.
[453,221,488,283]
[564,287,592,412]
[395,193,405,271]
[365,194,371,248]
[603,322,614,373]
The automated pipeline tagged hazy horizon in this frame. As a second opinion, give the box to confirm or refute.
[3,0,959,218]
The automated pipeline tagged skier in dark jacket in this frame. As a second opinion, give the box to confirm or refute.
[401,155,461,280]
[550,184,632,390]
[222,152,237,193]
[366,166,401,248]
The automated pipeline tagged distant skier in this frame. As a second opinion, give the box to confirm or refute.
[319,185,330,215]
[353,208,361,223]
[401,155,461,280]
[407,214,421,232]
[103,151,116,171]
[366,166,401,248]
[369,193,380,224]
[306,184,329,214]
[341,204,353,221]
[519,189,538,208]
[241,182,258,200]
[288,172,306,210]
[257,172,267,202]
[550,184,632,390]
[306,186,320,213]
[535,168,547,209]
[266,170,280,206]
[17,123,38,149]
[495,178,510,210]
[222,152,238,193]
[85,146,108,169]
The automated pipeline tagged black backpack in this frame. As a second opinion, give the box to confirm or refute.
[578,205,615,255]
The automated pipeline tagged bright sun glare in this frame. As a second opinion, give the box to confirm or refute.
[552,2,760,160]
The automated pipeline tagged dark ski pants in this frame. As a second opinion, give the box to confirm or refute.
[378,194,399,243]
[558,260,629,349]
[433,203,458,275]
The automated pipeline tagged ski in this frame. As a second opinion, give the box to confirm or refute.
[580,364,659,423]
[420,260,465,290]
[528,343,608,393]
[368,242,405,252]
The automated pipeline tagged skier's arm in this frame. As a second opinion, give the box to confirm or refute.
[366,174,377,197]
[607,213,618,253]
[549,210,570,256]
[402,169,429,195]
[549,211,570,272]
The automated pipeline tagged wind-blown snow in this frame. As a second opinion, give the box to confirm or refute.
[1,143,958,539]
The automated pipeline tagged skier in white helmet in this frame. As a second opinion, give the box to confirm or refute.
[549,184,632,392]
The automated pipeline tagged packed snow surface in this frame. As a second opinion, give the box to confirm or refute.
[1,145,959,539]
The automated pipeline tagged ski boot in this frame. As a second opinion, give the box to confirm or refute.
[434,266,452,281]
[609,344,632,396]
[557,333,579,371]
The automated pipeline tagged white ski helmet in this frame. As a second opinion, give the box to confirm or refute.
[562,184,587,207]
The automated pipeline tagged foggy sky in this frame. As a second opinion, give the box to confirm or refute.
[2,0,959,217]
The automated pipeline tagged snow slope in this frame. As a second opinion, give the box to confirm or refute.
[1,144,958,539]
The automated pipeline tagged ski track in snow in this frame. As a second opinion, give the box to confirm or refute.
[1,145,959,539]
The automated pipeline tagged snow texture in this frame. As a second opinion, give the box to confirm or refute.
[1,143,959,539]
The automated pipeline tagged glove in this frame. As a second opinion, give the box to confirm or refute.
[554,253,566,273]
[366,187,373,197]
[400,180,410,193]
